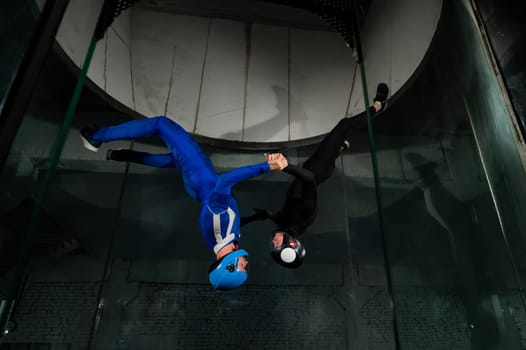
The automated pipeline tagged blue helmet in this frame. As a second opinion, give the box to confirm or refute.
[208,249,249,290]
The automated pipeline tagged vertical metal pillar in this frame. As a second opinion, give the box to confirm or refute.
[0,0,70,168]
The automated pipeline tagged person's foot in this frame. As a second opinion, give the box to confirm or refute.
[340,139,351,153]
[80,127,102,152]
[106,149,132,161]
[373,83,389,112]
[106,149,116,160]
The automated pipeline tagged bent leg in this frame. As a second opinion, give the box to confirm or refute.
[304,106,376,184]
[304,83,388,183]
[92,116,176,143]
[149,117,218,200]
[95,117,217,200]
[108,149,175,168]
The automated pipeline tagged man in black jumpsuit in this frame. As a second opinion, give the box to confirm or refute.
[242,83,389,268]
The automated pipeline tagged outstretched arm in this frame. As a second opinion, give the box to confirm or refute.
[217,153,288,191]
[283,164,318,201]
[240,208,277,227]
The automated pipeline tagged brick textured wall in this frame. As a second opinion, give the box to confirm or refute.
[507,291,526,348]
[4,281,526,349]
[115,284,349,349]
[360,287,472,350]
[4,282,98,348]
[360,288,395,350]
[396,288,471,350]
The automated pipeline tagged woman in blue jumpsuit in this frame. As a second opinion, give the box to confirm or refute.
[80,116,287,289]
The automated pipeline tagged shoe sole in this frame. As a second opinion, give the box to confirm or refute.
[80,134,99,152]
[375,84,389,112]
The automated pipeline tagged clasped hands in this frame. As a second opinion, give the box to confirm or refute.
[265,152,288,171]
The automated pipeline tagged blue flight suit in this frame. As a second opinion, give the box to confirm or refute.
[91,116,270,253]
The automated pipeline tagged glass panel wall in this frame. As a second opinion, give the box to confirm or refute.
[0,0,113,348]
[0,0,525,349]
[0,0,45,111]
[474,0,526,139]
[359,0,526,349]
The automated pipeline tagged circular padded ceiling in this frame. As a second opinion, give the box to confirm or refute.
[51,0,443,145]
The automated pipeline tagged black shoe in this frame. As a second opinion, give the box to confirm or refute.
[106,149,115,160]
[80,127,102,152]
[106,149,133,161]
[373,83,389,112]
[340,140,351,152]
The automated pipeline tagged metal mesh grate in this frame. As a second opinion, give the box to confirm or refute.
[95,0,141,40]
[313,0,356,47]
[261,0,370,48]
[113,0,139,18]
